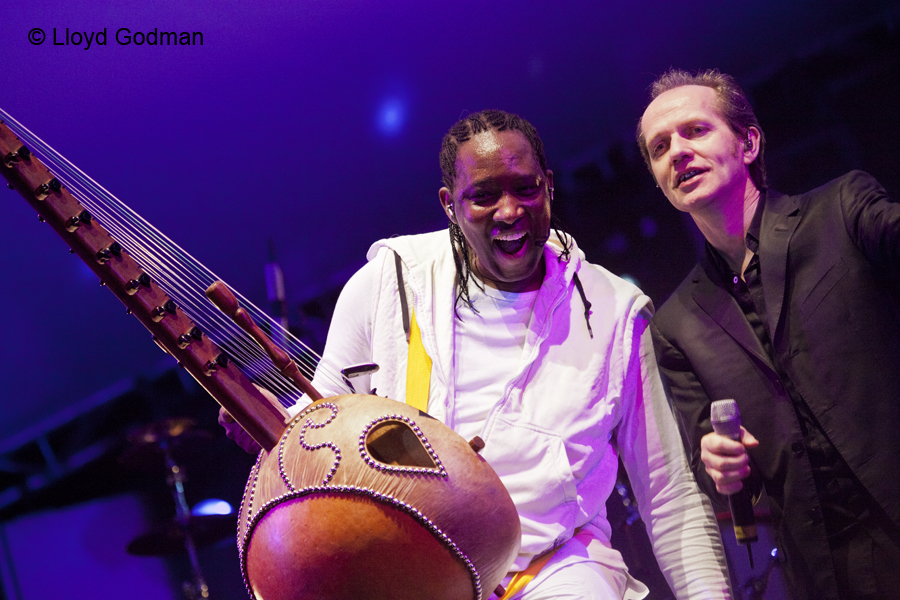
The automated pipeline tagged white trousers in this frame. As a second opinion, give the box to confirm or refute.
[501,536,649,600]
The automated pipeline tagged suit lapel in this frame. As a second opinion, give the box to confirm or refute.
[691,260,779,374]
[758,190,801,343]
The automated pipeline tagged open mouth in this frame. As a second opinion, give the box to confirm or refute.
[493,231,528,255]
[677,169,704,187]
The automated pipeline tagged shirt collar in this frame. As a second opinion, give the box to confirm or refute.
[745,194,765,254]
[704,194,766,279]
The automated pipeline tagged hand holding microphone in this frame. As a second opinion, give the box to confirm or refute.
[706,399,759,567]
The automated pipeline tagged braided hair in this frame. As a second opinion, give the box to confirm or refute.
[439,109,571,316]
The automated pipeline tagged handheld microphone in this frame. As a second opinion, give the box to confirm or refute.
[710,399,758,568]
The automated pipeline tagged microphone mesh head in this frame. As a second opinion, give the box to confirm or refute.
[710,399,739,424]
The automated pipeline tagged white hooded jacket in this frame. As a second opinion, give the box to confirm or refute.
[305,230,730,598]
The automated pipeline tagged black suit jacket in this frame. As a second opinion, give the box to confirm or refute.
[652,171,900,599]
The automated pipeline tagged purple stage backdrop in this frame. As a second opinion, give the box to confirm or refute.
[1,1,898,598]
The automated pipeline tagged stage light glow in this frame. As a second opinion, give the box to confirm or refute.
[192,498,233,516]
[620,274,640,287]
[377,98,406,136]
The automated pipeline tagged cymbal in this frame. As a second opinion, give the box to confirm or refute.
[119,418,214,467]
[129,417,214,446]
[127,514,235,557]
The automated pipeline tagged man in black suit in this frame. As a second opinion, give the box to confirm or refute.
[636,68,900,599]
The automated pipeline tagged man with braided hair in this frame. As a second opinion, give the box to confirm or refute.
[225,109,731,598]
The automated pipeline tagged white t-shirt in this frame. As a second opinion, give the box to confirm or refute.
[452,284,538,441]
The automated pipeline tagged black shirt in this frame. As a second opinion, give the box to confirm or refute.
[705,197,867,538]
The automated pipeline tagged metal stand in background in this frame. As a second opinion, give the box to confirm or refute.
[122,419,232,600]
[0,522,22,600]
[737,547,783,600]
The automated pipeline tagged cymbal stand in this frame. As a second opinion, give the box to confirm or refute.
[161,439,210,599]
[738,546,782,600]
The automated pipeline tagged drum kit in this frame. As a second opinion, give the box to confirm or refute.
[121,418,228,600]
